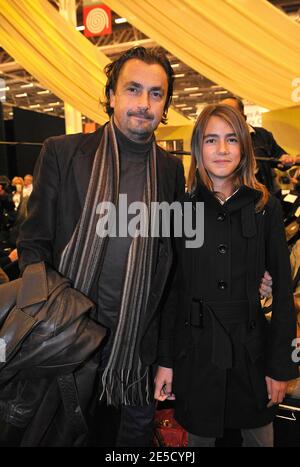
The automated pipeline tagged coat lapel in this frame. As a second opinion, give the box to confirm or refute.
[72,126,105,208]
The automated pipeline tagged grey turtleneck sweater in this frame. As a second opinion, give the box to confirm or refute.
[97,126,152,329]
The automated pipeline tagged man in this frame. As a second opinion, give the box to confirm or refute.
[17,47,185,446]
[221,96,298,193]
[22,174,33,198]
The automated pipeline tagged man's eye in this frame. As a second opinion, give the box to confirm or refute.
[128,87,138,93]
[151,91,162,99]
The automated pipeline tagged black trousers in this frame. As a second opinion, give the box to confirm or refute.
[116,402,155,446]
[88,331,156,447]
[88,393,155,447]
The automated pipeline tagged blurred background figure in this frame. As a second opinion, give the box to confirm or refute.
[11,176,24,209]
[0,175,15,244]
[22,174,33,198]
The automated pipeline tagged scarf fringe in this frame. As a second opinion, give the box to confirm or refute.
[100,367,151,407]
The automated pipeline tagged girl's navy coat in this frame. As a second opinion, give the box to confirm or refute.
[159,183,298,438]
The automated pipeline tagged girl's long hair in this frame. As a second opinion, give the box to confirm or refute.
[187,104,269,211]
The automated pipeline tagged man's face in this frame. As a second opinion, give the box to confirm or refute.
[110,59,168,143]
[24,175,32,186]
[220,98,241,113]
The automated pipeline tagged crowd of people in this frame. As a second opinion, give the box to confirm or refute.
[0,174,32,283]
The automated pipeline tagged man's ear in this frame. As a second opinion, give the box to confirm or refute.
[109,89,115,109]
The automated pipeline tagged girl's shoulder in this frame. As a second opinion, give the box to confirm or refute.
[262,194,282,214]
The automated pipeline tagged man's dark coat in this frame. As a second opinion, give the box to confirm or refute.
[18,125,186,366]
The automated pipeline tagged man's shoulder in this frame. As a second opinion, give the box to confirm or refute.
[44,126,104,151]
[156,144,182,168]
[252,126,274,140]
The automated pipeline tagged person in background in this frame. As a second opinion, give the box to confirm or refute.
[22,174,33,198]
[221,96,299,193]
[11,177,24,209]
[155,104,297,447]
[0,176,15,242]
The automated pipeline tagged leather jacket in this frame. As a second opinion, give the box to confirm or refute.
[0,262,106,446]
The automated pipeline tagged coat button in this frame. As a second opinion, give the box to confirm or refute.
[217,212,226,222]
[218,280,227,290]
[218,244,228,254]
[250,320,256,329]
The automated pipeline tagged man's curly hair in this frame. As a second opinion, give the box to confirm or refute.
[102,46,174,125]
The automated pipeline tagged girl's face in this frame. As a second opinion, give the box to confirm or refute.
[202,115,241,186]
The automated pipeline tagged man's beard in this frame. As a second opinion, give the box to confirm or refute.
[127,111,156,141]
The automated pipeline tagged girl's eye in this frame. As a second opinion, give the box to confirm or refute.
[227,137,238,144]
[204,138,216,144]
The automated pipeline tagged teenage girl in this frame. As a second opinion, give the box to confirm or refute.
[155,104,298,447]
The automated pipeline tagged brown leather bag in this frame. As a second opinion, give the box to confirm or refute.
[153,408,188,447]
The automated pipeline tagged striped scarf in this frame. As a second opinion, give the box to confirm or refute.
[59,120,157,406]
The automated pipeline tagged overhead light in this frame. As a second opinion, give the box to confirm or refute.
[0,86,9,91]
[37,90,50,94]
[171,63,179,68]
[115,18,127,24]
[29,104,40,108]
[181,107,193,110]
[173,95,179,99]
[189,92,203,97]
[174,73,185,78]
[15,93,27,97]
[184,87,199,91]
[43,107,54,112]
[20,83,34,88]
[9,112,13,115]
[48,101,60,106]
[76,25,85,31]
[214,90,228,95]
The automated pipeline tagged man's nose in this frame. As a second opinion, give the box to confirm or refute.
[137,91,150,109]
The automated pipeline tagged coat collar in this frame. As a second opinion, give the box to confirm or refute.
[192,182,262,214]
[73,126,105,209]
[73,124,169,208]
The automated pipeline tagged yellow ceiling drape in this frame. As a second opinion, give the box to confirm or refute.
[0,0,190,126]
[104,0,300,110]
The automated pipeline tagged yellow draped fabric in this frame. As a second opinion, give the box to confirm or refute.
[104,0,300,110]
[0,0,190,126]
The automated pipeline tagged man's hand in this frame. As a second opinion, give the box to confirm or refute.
[279,154,297,166]
[259,270,272,299]
[154,366,175,401]
[265,376,288,406]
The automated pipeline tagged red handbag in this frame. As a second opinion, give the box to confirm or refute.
[153,408,188,447]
